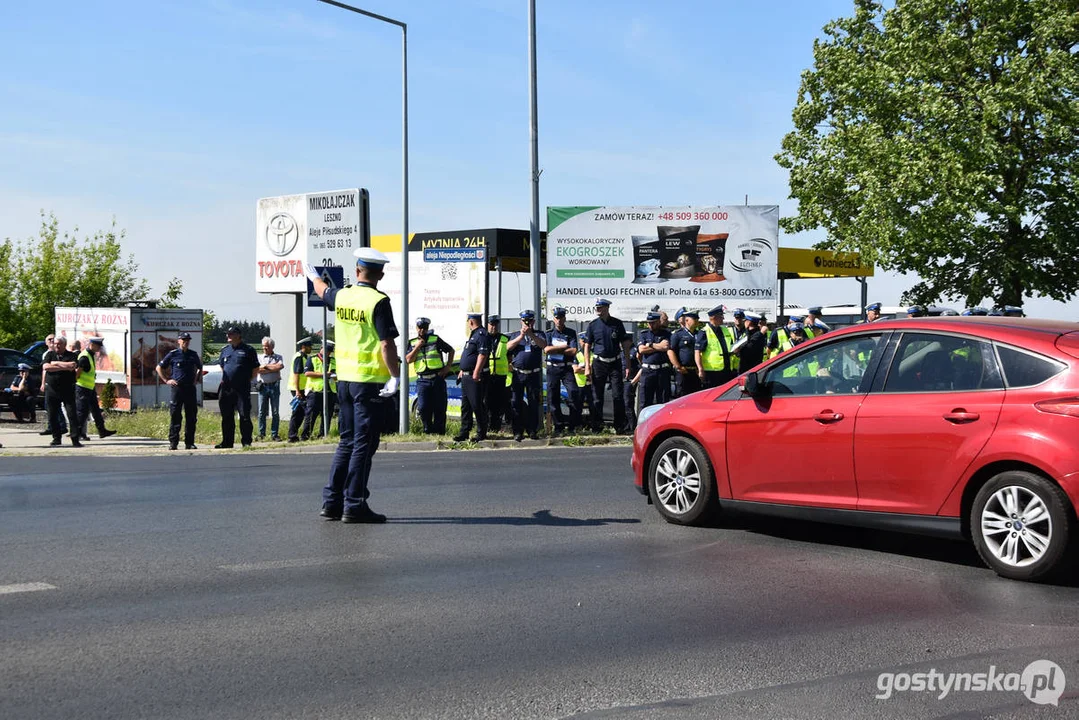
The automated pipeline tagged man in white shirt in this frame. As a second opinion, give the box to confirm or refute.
[256,336,285,441]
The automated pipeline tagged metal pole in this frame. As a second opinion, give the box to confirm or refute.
[528,0,541,318]
[313,1,409,435]
[322,306,330,437]
[399,25,410,435]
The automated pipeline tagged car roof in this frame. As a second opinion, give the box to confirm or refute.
[821,317,1079,346]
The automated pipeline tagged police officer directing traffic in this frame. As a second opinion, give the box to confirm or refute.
[406,317,454,434]
[544,306,581,435]
[75,337,117,440]
[507,309,546,441]
[637,311,672,411]
[156,331,203,450]
[214,327,260,449]
[454,312,491,442]
[306,249,401,524]
[581,298,632,433]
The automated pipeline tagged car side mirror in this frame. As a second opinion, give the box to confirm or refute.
[741,371,765,397]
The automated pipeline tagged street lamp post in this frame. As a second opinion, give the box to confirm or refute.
[315,0,410,435]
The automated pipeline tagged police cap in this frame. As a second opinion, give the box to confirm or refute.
[707,305,725,317]
[519,310,535,320]
[682,310,700,320]
[88,336,104,345]
[646,311,662,322]
[487,315,501,325]
[1004,305,1024,317]
[17,362,31,371]
[790,322,806,333]
[744,312,761,323]
[466,312,483,321]
[732,308,746,319]
[907,305,927,317]
[807,306,823,316]
[297,336,313,347]
[787,315,804,324]
[987,308,1004,316]
[226,326,241,336]
[866,302,882,312]
[353,247,390,268]
[552,307,567,317]
[962,307,989,316]
[595,298,612,307]
[415,317,431,327]
[178,331,192,340]
[324,340,335,350]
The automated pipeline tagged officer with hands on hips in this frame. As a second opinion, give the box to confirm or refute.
[506,309,546,441]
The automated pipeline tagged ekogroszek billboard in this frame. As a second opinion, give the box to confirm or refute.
[546,206,779,321]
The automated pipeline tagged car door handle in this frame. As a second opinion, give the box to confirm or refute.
[814,411,844,423]
[944,410,980,424]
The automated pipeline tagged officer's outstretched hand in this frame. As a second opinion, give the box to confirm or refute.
[303,263,322,283]
[379,376,399,397]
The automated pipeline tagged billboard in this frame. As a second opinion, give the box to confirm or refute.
[255,189,367,293]
[546,206,779,321]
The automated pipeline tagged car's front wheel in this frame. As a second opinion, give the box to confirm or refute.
[971,471,1074,582]
[647,436,718,526]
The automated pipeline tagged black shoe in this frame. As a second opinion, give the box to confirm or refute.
[169,444,178,451]
[271,435,282,442]
[529,432,539,440]
[80,435,91,441]
[452,434,469,442]
[214,443,233,449]
[257,435,266,442]
[471,434,486,442]
[342,506,386,524]
[185,444,197,450]
[320,508,342,521]
[49,439,62,446]
[39,429,52,436]
[99,429,117,439]
[514,434,524,442]
[71,439,83,448]
[287,437,299,443]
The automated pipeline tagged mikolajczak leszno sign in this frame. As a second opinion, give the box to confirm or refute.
[546,206,779,321]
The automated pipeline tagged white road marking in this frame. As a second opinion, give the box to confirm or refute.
[219,553,388,572]
[0,582,56,595]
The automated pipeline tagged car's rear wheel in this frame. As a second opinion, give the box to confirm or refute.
[647,436,718,526]
[971,471,1074,582]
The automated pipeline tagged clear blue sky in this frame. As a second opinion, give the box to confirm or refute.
[2,0,1074,321]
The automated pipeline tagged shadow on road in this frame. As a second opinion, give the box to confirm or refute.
[390,509,642,527]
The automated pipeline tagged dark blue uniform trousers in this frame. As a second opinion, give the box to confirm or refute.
[459,374,488,438]
[591,358,627,432]
[168,384,198,447]
[323,381,384,514]
[218,382,253,447]
[638,366,672,411]
[511,370,542,436]
[416,375,447,434]
[546,364,580,432]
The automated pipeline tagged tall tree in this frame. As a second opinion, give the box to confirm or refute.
[776,0,1079,308]
[0,213,153,348]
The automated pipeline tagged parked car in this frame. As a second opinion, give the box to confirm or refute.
[0,348,44,415]
[202,365,223,398]
[21,341,48,364]
[632,317,1079,582]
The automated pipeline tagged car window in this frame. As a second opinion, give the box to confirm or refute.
[883,333,1003,393]
[764,334,882,396]
[0,350,24,367]
[995,345,1066,388]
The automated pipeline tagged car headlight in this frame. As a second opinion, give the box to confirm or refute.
[636,402,665,426]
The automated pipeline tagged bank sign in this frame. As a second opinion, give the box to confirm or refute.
[546,205,779,321]
[255,189,367,293]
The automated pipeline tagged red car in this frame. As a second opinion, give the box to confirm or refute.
[632,317,1079,582]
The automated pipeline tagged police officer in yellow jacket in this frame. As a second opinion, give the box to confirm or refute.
[696,306,739,388]
[306,250,401,524]
[287,337,313,443]
[75,337,116,440]
[301,341,335,440]
[485,315,511,433]
[405,317,454,434]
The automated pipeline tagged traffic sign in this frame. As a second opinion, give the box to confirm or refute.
[422,246,487,263]
[306,265,346,307]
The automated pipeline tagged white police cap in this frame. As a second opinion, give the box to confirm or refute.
[354,247,390,268]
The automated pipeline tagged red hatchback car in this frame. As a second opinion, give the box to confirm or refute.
[632,317,1079,582]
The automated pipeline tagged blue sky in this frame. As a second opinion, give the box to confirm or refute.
[2,0,1075,322]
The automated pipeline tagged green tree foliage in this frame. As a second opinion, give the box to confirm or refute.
[0,213,156,348]
[157,277,185,308]
[776,0,1079,307]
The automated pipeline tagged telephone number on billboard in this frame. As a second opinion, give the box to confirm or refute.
[655,211,730,222]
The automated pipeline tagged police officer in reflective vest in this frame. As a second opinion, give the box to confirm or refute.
[544,306,581,435]
[669,309,704,398]
[156,331,203,450]
[637,311,672,411]
[301,341,335,440]
[306,250,400,524]
[485,315,511,433]
[454,313,491,442]
[507,309,546,441]
[697,306,739,387]
[287,337,313,442]
[405,317,454,434]
[804,306,830,336]
[731,308,747,339]
[767,315,801,359]
[75,337,116,440]
[581,298,632,433]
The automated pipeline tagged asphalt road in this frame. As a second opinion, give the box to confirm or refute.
[2,448,1079,719]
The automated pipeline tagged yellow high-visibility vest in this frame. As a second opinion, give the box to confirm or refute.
[410,334,446,373]
[288,352,308,392]
[334,285,391,383]
[76,350,96,390]
[701,325,739,372]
